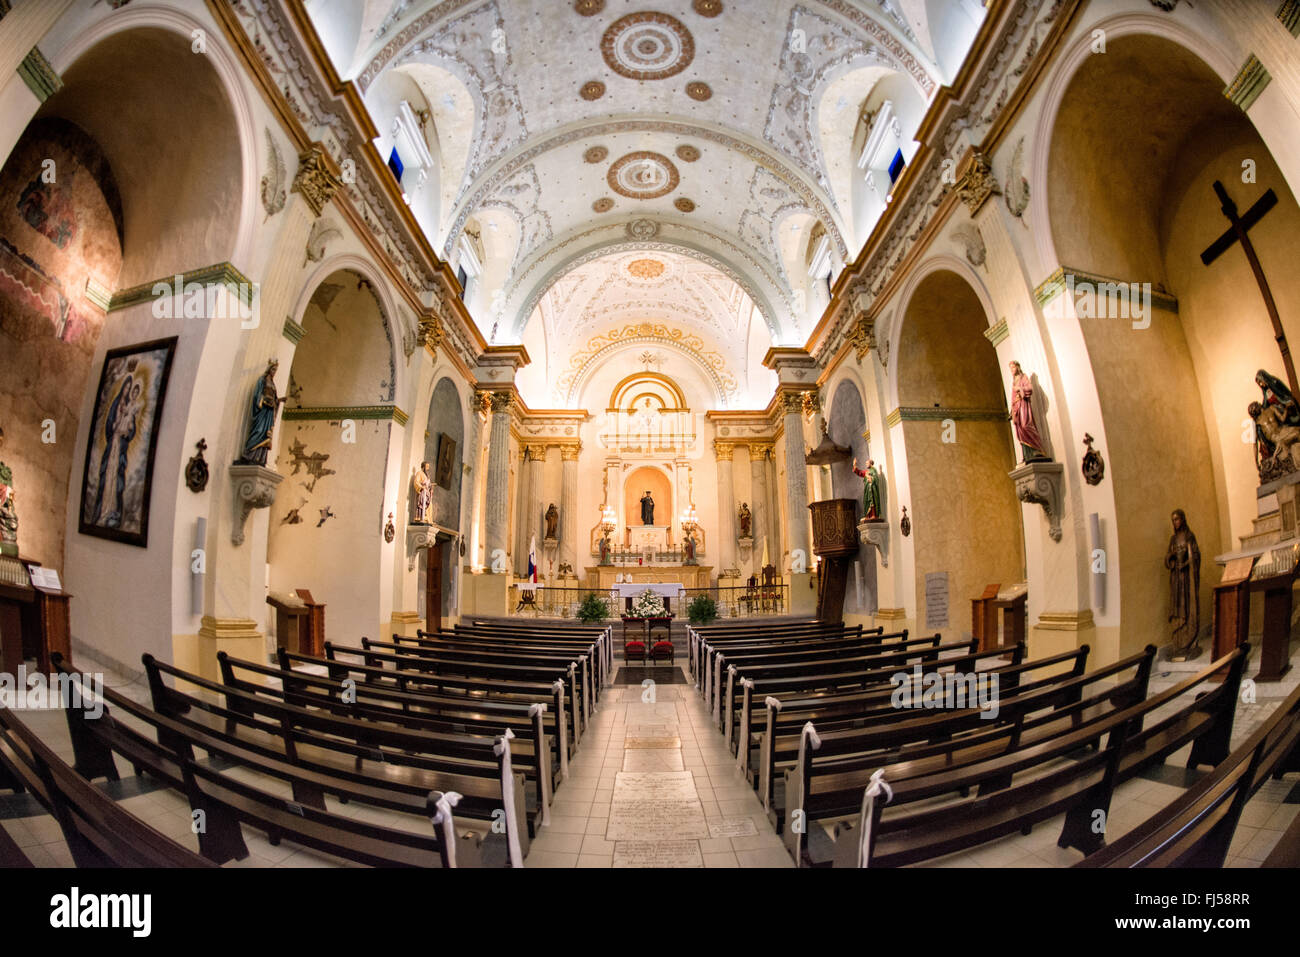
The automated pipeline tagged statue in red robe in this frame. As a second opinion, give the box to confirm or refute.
[1009,360,1050,462]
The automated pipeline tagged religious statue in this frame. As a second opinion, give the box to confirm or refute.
[237,358,287,467]
[1256,369,1300,426]
[738,502,752,538]
[412,461,433,524]
[1008,360,1050,463]
[683,533,697,565]
[1081,433,1105,486]
[1252,370,1300,482]
[640,490,655,525]
[1165,509,1202,660]
[0,426,17,557]
[852,457,882,521]
[544,503,559,540]
[598,533,612,566]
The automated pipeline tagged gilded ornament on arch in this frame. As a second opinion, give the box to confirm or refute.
[627,258,665,279]
[692,0,723,16]
[583,145,609,164]
[607,151,680,199]
[674,197,696,212]
[580,80,606,100]
[593,197,615,213]
[685,81,712,101]
[956,150,1001,215]
[574,0,605,14]
[675,144,701,162]
[291,146,343,218]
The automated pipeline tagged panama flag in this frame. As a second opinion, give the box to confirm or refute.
[527,535,538,583]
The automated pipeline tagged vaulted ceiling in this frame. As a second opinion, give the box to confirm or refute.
[309,0,959,355]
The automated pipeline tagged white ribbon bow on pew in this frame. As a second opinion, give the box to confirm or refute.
[495,729,525,868]
[761,696,784,812]
[429,790,463,869]
[736,678,755,774]
[552,680,569,780]
[797,721,822,773]
[528,702,551,826]
[855,768,893,868]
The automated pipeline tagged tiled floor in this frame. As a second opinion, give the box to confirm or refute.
[3,640,1298,868]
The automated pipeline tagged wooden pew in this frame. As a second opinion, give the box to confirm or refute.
[823,646,1249,868]
[749,645,1096,810]
[692,621,857,691]
[51,655,496,867]
[449,623,614,688]
[329,640,585,749]
[0,701,214,868]
[141,654,534,858]
[1079,681,1300,868]
[220,651,564,796]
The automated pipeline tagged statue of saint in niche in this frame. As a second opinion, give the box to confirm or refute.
[1008,360,1050,463]
[545,503,559,540]
[238,358,287,467]
[412,462,433,525]
[738,502,752,538]
[852,458,882,521]
[640,490,655,526]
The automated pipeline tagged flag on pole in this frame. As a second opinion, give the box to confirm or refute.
[527,535,538,583]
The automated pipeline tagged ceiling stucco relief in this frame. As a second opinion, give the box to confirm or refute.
[607,151,681,200]
[738,165,807,313]
[600,12,696,81]
[479,162,553,273]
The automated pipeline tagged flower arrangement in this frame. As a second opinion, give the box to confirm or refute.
[631,588,667,618]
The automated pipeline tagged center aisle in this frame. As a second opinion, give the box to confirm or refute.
[523,665,794,868]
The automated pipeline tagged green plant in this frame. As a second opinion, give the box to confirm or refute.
[576,592,610,623]
[687,593,719,625]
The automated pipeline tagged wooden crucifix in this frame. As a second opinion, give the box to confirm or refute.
[1200,180,1296,397]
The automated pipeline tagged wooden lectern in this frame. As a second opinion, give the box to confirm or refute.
[1247,546,1298,682]
[809,499,860,622]
[295,588,326,657]
[1212,556,1255,680]
[267,593,311,656]
[971,583,1001,653]
[992,587,1027,654]
[0,556,71,674]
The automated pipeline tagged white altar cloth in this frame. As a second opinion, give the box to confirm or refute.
[612,581,684,599]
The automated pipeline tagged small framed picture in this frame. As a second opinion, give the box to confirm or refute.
[78,337,178,547]
[434,432,456,489]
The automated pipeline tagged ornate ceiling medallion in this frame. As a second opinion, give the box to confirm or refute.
[692,0,723,16]
[593,197,615,213]
[627,259,666,279]
[675,197,696,212]
[574,0,605,15]
[607,151,680,200]
[580,80,606,100]
[676,144,701,162]
[601,12,695,81]
[685,81,713,101]
[584,145,609,164]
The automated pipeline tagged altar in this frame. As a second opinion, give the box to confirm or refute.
[584,565,713,590]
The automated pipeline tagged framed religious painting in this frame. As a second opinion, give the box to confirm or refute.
[434,432,456,489]
[78,337,178,547]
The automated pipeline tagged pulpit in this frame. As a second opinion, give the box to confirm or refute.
[267,592,311,656]
[1247,545,1298,682]
[809,498,859,621]
[1212,556,1254,680]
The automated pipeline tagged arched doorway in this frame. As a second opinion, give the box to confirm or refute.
[1045,31,1300,655]
[267,269,396,643]
[895,269,1025,635]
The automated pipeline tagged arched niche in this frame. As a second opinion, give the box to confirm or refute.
[895,268,1024,634]
[1044,31,1300,656]
[421,377,464,531]
[267,269,396,643]
[622,465,673,542]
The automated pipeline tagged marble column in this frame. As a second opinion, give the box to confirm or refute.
[673,458,690,548]
[780,392,812,563]
[749,443,771,573]
[560,444,580,574]
[466,391,489,568]
[484,392,513,573]
[714,441,737,574]
[526,444,544,563]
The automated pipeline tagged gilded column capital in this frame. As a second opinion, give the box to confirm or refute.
[956,150,1000,215]
[749,442,773,461]
[713,439,736,461]
[778,390,807,415]
[292,145,343,217]
[560,444,582,462]
[489,391,514,414]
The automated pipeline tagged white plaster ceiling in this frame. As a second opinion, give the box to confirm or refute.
[319,0,943,348]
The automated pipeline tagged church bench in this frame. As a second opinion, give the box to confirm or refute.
[766,646,1152,832]
[1079,680,1300,868]
[298,646,581,752]
[712,630,945,731]
[219,651,565,793]
[719,638,1001,749]
[689,620,849,683]
[138,654,538,855]
[690,621,856,687]
[406,630,604,714]
[448,624,614,687]
[818,647,1248,868]
[51,664,492,867]
[330,640,585,747]
[442,627,610,686]
[749,645,1096,805]
[0,701,215,868]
